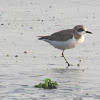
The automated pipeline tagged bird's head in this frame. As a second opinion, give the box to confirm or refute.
[74,25,92,36]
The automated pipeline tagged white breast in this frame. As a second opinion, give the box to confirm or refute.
[76,35,85,45]
[43,36,85,50]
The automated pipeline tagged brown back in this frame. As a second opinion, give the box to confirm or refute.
[39,29,81,41]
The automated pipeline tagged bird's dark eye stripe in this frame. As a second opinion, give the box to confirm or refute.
[78,28,84,32]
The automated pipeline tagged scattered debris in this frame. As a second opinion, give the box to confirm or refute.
[37,19,44,22]
[77,59,82,67]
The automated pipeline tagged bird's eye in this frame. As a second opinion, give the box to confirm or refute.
[78,28,84,32]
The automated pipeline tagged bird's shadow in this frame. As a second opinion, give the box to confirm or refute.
[51,67,85,77]
[53,68,82,73]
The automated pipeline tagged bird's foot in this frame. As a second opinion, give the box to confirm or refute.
[66,63,73,69]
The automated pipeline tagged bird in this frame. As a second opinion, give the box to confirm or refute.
[38,25,92,68]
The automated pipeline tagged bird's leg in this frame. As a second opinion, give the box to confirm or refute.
[62,50,72,68]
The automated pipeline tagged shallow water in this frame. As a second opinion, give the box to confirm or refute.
[0,64,100,100]
[0,0,100,100]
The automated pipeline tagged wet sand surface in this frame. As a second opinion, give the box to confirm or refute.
[0,0,100,100]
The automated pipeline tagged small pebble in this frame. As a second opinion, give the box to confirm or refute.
[77,64,80,67]
[20,33,23,35]
[82,69,85,72]
[30,27,33,29]
[6,54,10,57]
[49,6,52,8]
[24,51,28,53]
[1,24,4,25]
[8,23,10,25]
[15,55,18,57]
[77,59,82,67]
[86,93,89,95]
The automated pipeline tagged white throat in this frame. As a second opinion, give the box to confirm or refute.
[77,31,86,36]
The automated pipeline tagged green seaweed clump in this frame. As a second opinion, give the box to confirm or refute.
[34,78,58,89]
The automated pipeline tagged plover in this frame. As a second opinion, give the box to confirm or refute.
[38,25,92,67]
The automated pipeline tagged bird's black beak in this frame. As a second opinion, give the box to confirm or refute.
[85,31,93,34]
